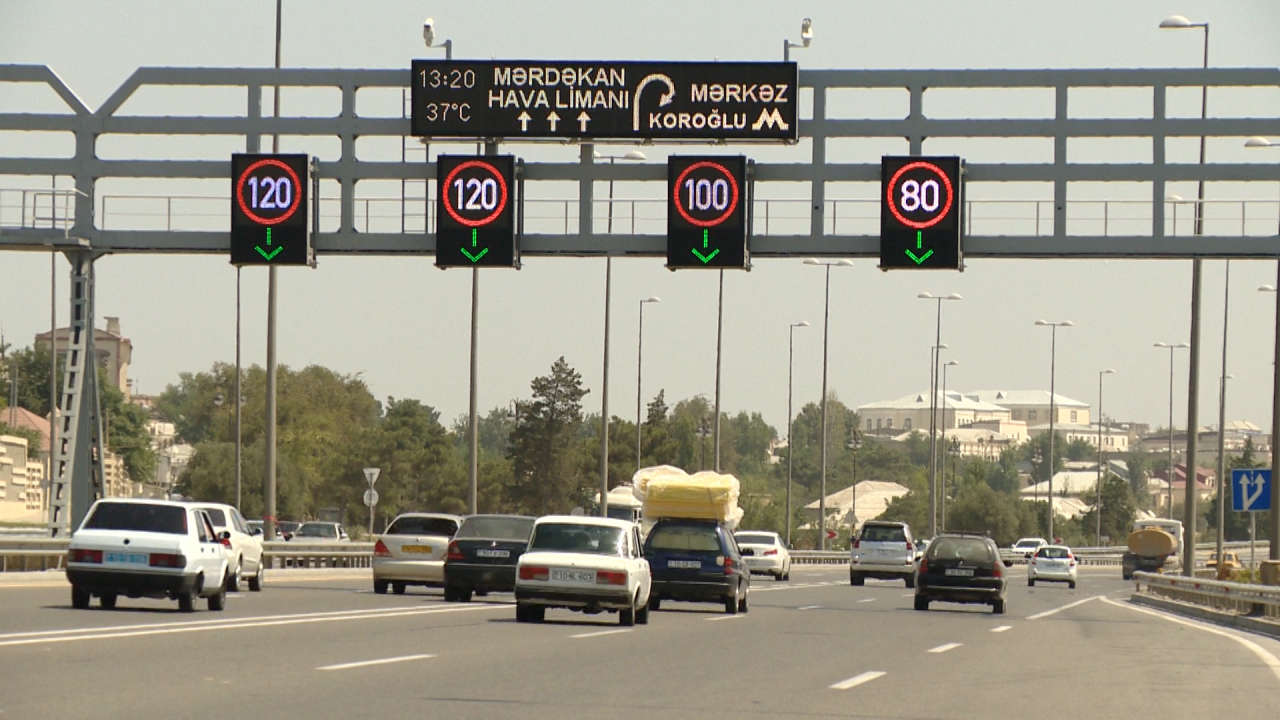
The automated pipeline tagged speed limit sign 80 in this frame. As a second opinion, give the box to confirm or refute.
[879,156,964,271]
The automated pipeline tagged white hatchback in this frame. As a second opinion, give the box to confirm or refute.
[66,498,231,612]
[734,530,791,581]
[1028,545,1078,589]
[514,515,652,626]
[193,502,265,592]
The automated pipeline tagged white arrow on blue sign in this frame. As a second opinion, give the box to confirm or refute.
[1230,468,1272,512]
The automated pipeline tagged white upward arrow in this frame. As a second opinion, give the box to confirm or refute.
[1246,472,1267,509]
[577,111,590,132]
[547,111,560,132]
[517,111,531,132]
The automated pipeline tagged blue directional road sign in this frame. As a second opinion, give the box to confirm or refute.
[1231,468,1272,512]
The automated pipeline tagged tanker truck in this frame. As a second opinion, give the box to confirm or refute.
[1121,518,1184,580]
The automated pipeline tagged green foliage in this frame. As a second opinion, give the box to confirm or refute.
[1065,437,1095,461]
[1026,432,1066,483]
[877,489,930,535]
[0,421,43,453]
[1077,474,1137,544]
[0,344,64,417]
[99,368,155,485]
[507,356,590,515]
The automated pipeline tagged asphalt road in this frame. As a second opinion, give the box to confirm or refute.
[1,564,1278,719]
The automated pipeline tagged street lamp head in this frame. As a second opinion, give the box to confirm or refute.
[799,17,813,47]
[1245,136,1274,148]
[945,293,964,300]
[642,296,661,303]
[623,150,647,161]
[1166,193,1184,202]
[792,320,811,328]
[944,360,959,367]
[1259,285,1278,293]
[1035,319,1073,327]
[916,291,934,299]
[1101,368,1117,375]
[804,258,853,267]
[1159,14,1205,29]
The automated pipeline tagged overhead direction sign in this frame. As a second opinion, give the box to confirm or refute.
[435,155,519,268]
[879,156,964,271]
[1231,468,1272,512]
[230,154,312,266]
[666,155,749,270]
[411,60,798,141]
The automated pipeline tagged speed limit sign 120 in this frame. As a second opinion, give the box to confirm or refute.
[435,154,519,268]
[879,156,964,271]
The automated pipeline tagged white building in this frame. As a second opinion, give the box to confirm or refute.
[967,390,1091,427]
[803,480,911,530]
[857,391,1012,436]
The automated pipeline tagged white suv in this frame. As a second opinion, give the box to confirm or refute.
[66,498,231,612]
[850,521,917,587]
[193,502,265,592]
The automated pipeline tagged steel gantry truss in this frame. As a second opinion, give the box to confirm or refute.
[1,63,1278,534]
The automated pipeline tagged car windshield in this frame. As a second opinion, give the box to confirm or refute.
[83,502,187,535]
[278,521,299,533]
[296,523,336,538]
[735,533,775,545]
[529,523,624,555]
[1037,547,1071,559]
[862,525,907,542]
[196,507,227,527]
[930,538,994,562]
[386,516,459,536]
[647,524,721,552]
[457,516,534,540]
[1015,539,1041,548]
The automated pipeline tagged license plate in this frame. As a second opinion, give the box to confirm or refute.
[945,568,974,577]
[400,545,432,554]
[668,560,701,569]
[550,568,596,584]
[476,549,510,558]
[105,552,147,564]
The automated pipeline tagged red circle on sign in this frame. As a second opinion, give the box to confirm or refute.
[672,161,740,228]
[886,161,954,230]
[442,160,509,228]
[235,158,302,226]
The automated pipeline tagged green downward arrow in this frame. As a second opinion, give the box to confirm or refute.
[460,228,488,262]
[904,230,933,265]
[254,227,283,261]
[690,228,720,263]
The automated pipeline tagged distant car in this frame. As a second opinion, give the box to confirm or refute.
[915,533,1007,614]
[733,530,791,581]
[373,513,461,594]
[644,517,749,614]
[515,515,651,625]
[444,514,535,602]
[1028,544,1077,589]
[193,502,265,592]
[293,521,350,543]
[246,520,263,536]
[1011,537,1048,558]
[65,498,230,612]
[275,520,300,540]
[1206,551,1242,575]
[850,520,917,587]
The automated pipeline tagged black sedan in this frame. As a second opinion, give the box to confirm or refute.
[914,533,1007,614]
[443,514,535,602]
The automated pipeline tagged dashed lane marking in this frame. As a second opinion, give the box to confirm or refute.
[830,671,887,690]
[1026,595,1103,620]
[570,629,634,639]
[317,653,435,671]
[990,625,1012,633]
[927,642,962,654]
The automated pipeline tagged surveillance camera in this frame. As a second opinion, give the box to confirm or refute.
[800,17,813,46]
[423,17,435,47]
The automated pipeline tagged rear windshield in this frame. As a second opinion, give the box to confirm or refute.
[296,523,337,538]
[861,525,907,542]
[647,525,722,552]
[529,523,624,555]
[1037,547,1071,559]
[457,516,534,540]
[196,507,227,527]
[84,502,187,535]
[735,533,775,545]
[1015,539,1042,548]
[929,538,994,562]
[386,516,459,536]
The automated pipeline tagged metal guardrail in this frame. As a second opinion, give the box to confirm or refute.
[789,551,849,565]
[1134,570,1280,620]
[0,538,377,572]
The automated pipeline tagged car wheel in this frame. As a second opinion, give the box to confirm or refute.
[650,596,662,611]
[850,572,864,586]
[374,579,388,594]
[913,595,929,611]
[1069,580,1076,589]
[178,588,196,613]
[636,596,650,625]
[71,586,90,609]
[738,584,749,613]
[227,558,242,592]
[443,585,458,602]
[457,587,473,603]
[99,593,117,609]
[905,574,915,589]
[516,603,530,622]
[774,571,783,581]
[992,598,1006,615]
[208,574,228,611]
[248,565,264,592]
[475,590,489,597]
[724,593,738,615]
[531,606,545,622]
[619,594,637,627]
[1028,577,1035,587]
[392,582,406,595]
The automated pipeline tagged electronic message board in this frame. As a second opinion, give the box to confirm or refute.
[879,156,964,270]
[666,155,748,270]
[230,153,311,266]
[435,155,518,268]
[411,60,798,141]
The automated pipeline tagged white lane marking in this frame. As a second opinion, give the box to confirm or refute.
[990,625,1012,633]
[797,605,823,610]
[570,629,633,639]
[227,593,245,598]
[0,604,429,641]
[0,604,504,648]
[830,671,887,690]
[900,593,914,598]
[317,653,435,671]
[857,598,876,604]
[1100,597,1280,683]
[1027,595,1103,620]
[927,642,961,654]
[706,614,746,621]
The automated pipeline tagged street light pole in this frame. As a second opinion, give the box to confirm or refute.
[1246,135,1280,561]
[1036,319,1074,542]
[805,259,852,549]
[941,359,958,532]
[918,292,963,538]
[1097,368,1116,546]
[1155,342,1190,519]
[263,0,283,541]
[785,320,809,547]
[636,296,661,473]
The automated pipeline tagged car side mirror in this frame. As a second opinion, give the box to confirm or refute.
[251,528,263,536]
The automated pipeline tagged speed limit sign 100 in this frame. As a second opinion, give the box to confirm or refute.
[879,156,964,271]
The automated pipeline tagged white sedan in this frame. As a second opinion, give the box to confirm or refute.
[734,530,791,581]
[514,515,651,626]
[1028,545,1078,589]
[194,502,265,592]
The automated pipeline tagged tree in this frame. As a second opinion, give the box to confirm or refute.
[1204,438,1268,542]
[507,357,590,515]
[100,368,155,485]
[946,482,1025,546]
[1078,474,1137,544]
[0,345,64,418]
[1065,437,1095,461]
[1027,432,1066,484]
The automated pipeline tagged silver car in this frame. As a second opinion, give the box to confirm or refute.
[850,521,917,587]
